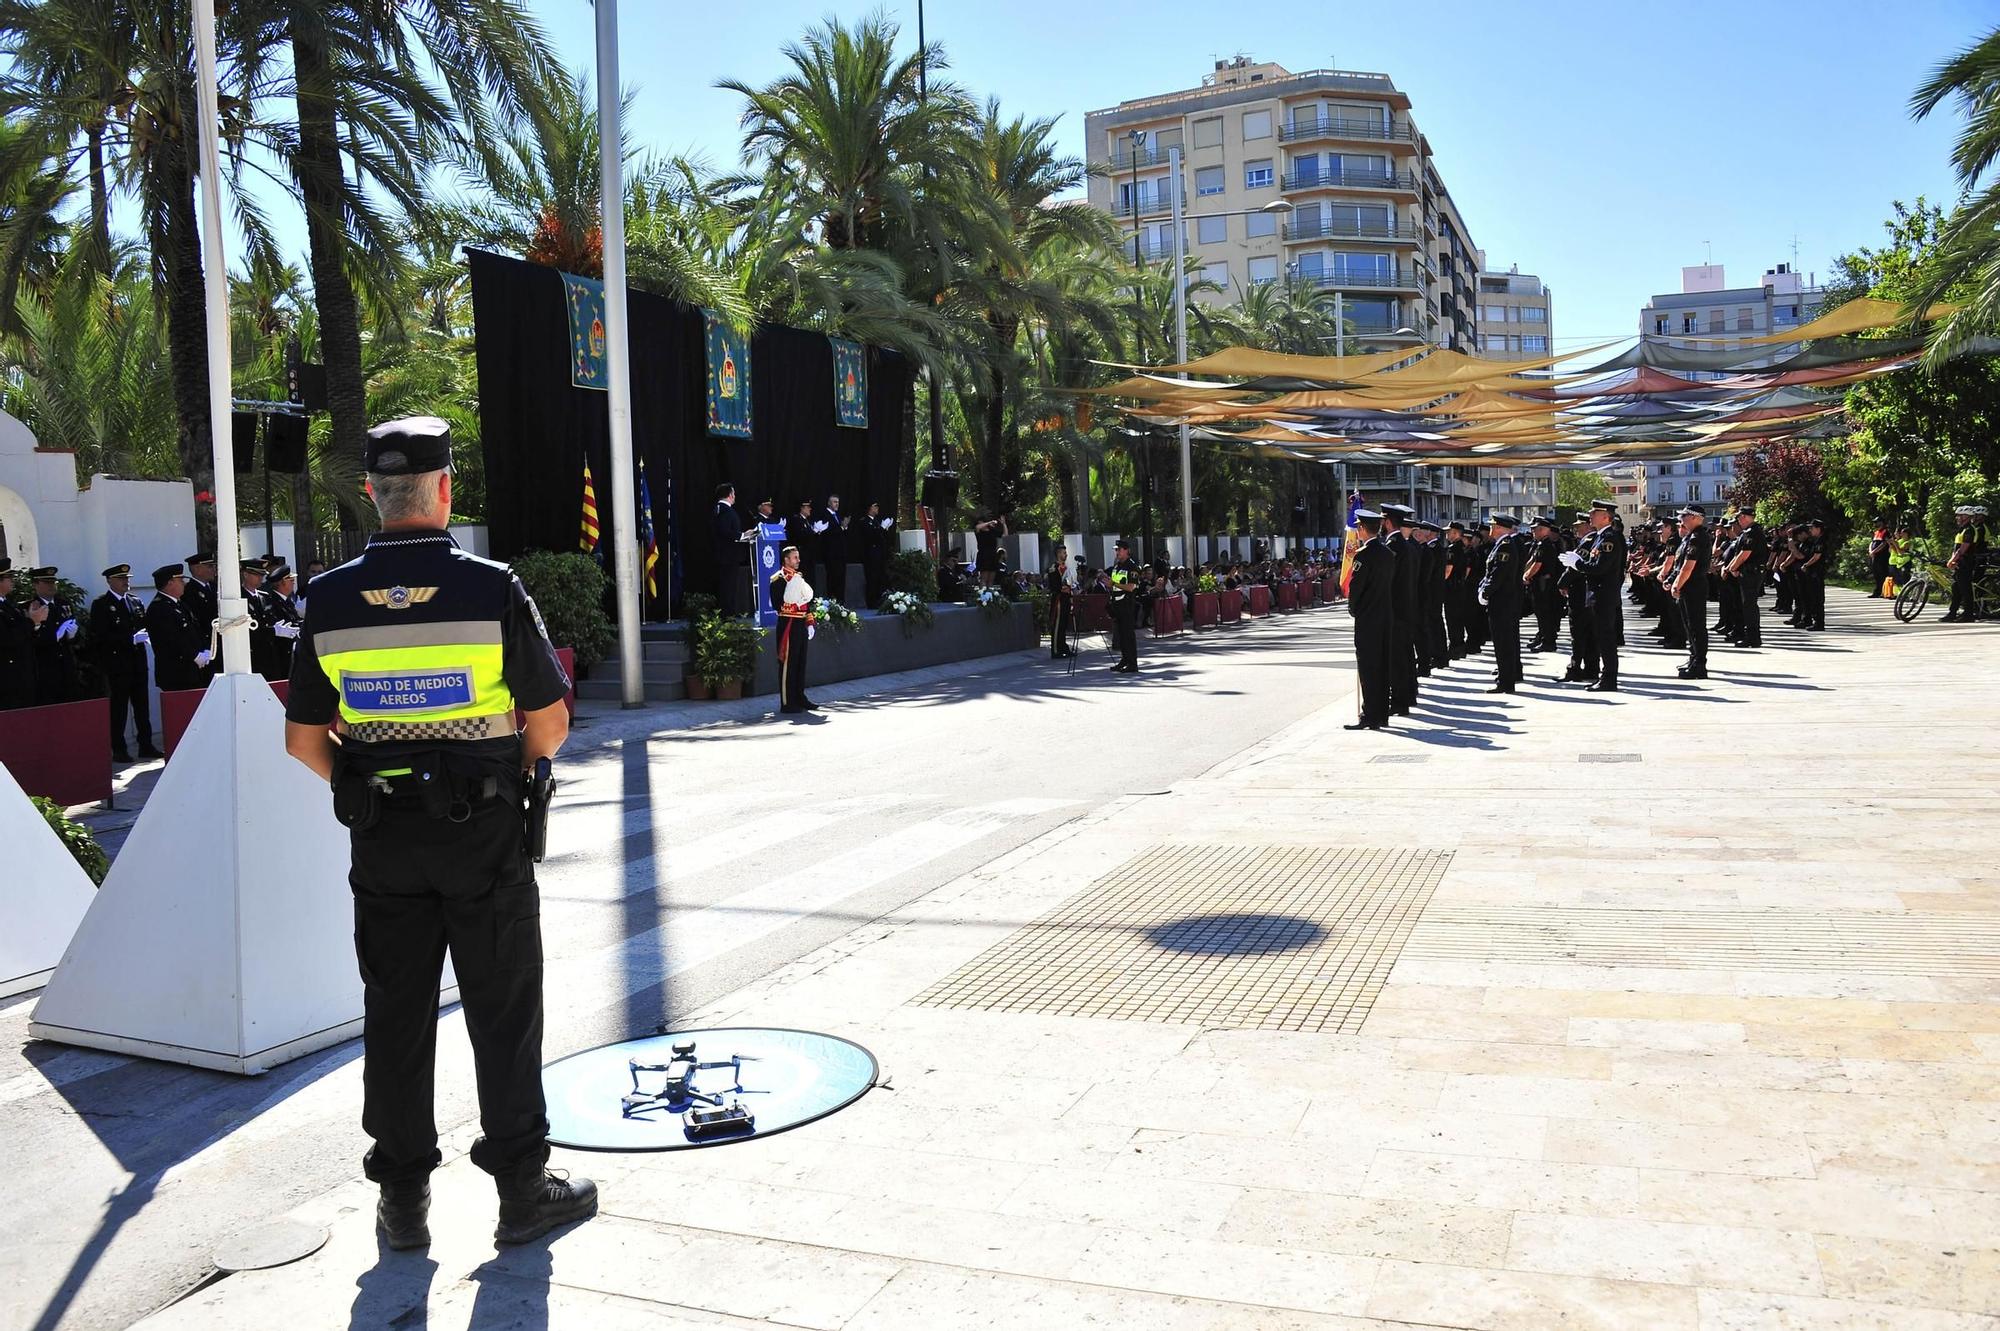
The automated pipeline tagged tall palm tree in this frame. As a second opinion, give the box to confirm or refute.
[1912,24,2000,362]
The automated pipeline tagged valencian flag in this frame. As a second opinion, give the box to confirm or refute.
[703,309,752,438]
[579,456,601,553]
[638,456,660,599]
[561,273,609,390]
[1339,490,1364,597]
[830,336,868,428]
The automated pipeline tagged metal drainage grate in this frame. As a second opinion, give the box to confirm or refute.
[1369,754,1431,764]
[910,845,1451,1033]
[1578,753,1642,764]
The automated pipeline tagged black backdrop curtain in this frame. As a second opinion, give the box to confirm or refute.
[469,249,911,609]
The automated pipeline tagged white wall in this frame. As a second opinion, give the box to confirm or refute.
[0,411,196,590]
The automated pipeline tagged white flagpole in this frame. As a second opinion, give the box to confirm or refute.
[191,0,249,673]
[596,0,644,706]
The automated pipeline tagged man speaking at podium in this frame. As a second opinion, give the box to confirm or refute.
[283,416,595,1250]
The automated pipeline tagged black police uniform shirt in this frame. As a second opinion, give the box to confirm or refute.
[1481,534,1524,604]
[286,530,571,766]
[1676,526,1714,589]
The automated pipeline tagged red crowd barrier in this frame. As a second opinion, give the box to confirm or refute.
[1151,595,1185,636]
[0,698,113,806]
[1076,594,1113,633]
[1220,589,1244,623]
[1276,583,1299,611]
[1191,591,1220,629]
[1247,585,1273,616]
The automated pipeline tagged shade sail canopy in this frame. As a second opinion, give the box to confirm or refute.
[1744,297,1959,344]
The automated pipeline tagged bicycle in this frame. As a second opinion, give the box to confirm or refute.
[1894,549,2000,622]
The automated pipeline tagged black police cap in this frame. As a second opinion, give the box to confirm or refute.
[364,415,453,475]
[1590,500,1618,514]
[153,563,184,585]
[102,563,131,579]
[0,558,12,576]
[1490,514,1519,529]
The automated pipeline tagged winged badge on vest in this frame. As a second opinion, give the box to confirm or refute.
[360,585,440,611]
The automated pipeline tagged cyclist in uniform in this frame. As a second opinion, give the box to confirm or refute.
[1944,504,1991,623]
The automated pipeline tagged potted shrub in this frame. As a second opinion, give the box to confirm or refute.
[698,613,759,700]
[512,551,614,673]
[1192,572,1221,629]
[682,594,719,698]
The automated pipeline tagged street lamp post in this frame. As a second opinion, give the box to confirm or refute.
[1165,168,1292,571]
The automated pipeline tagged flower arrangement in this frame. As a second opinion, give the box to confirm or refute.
[811,596,861,635]
[1196,572,1220,594]
[878,589,934,636]
[970,584,1011,619]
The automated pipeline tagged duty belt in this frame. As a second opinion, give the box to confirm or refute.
[343,712,517,743]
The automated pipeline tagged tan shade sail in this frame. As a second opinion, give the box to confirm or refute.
[1744,297,1961,344]
[1112,345,1423,380]
[1070,375,1246,401]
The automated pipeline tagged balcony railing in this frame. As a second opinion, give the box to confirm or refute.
[1278,116,1418,145]
[1124,238,1177,262]
[1108,191,1187,218]
[1294,267,1424,291]
[1281,219,1417,243]
[1107,145,1176,170]
[1281,169,1419,193]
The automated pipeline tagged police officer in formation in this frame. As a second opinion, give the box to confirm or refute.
[1668,505,1713,679]
[28,566,80,704]
[1788,517,1827,631]
[283,415,593,1250]
[1343,508,1395,730]
[89,563,161,761]
[1559,516,1595,684]
[0,558,40,709]
[1722,510,1767,647]
[1573,500,1627,691]
[1441,522,1475,658]
[1523,514,1565,653]
[145,563,210,692]
[1379,504,1421,713]
[1478,514,1528,693]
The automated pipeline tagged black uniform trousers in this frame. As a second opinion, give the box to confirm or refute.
[1680,591,1709,670]
[1389,620,1417,709]
[820,558,848,607]
[1530,579,1562,648]
[1800,572,1826,628]
[777,615,812,710]
[1444,584,1468,657]
[350,779,548,1188]
[1111,601,1139,669]
[1355,617,1394,725]
[1487,598,1523,687]
[1569,591,1598,678]
[1589,590,1619,683]
[1949,563,1979,618]
[1050,595,1073,656]
[1737,574,1762,645]
[105,660,152,753]
[1427,597,1448,669]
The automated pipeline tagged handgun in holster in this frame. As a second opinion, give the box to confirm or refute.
[523,756,555,862]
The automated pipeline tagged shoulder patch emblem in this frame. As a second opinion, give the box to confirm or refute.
[361,585,439,611]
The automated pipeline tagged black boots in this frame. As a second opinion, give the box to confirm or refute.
[495,1169,598,1246]
[377,1181,431,1251]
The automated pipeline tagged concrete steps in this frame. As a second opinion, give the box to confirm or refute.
[574,638,691,703]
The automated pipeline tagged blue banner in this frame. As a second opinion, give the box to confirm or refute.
[704,309,753,438]
[340,668,475,713]
[561,273,608,390]
[830,336,868,429]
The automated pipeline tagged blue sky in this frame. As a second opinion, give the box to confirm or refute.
[276,0,1990,361]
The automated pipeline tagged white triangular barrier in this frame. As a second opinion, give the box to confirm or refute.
[31,674,454,1074]
[0,761,100,998]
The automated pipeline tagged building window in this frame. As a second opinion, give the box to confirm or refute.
[1244,159,1274,190]
[1682,314,1697,333]
[1192,117,1222,149]
[1294,252,1324,280]
[1736,307,1754,331]
[1520,306,1546,323]
[1334,153,1389,183]
[1521,335,1548,353]
[1654,316,1668,335]
[1156,127,1182,152]
[1194,165,1224,197]
[1197,214,1227,244]
[1332,252,1391,282]
[1201,261,1229,290]
[1241,110,1272,141]
[1289,152,1320,185]
[1245,209,1276,238]
[1248,255,1279,286]
[1708,309,1725,332]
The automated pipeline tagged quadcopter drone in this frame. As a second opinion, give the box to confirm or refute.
[621,1040,758,1138]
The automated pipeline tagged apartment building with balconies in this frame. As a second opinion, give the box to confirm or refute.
[1470,263,1558,522]
[1084,58,1481,349]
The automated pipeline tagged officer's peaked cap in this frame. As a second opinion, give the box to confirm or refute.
[153,563,184,584]
[1590,500,1618,514]
[1490,514,1519,529]
[1679,504,1706,518]
[102,563,131,579]
[364,415,453,475]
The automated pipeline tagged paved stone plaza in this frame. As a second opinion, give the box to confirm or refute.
[9,590,2000,1329]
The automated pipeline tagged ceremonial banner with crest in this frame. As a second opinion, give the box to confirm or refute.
[561,273,608,390]
[830,336,868,429]
[703,309,752,438]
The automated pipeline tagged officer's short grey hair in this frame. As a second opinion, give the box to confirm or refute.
[368,469,446,524]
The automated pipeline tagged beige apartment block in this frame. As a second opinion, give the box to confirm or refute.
[1085,58,1481,351]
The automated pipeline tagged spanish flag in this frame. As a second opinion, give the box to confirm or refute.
[579,456,600,553]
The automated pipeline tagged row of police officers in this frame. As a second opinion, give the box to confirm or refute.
[0,550,307,758]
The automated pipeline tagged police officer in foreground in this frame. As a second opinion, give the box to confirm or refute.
[145,563,209,692]
[1108,565,1141,673]
[1379,504,1420,713]
[1576,500,1627,691]
[283,416,593,1250]
[1343,508,1395,729]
